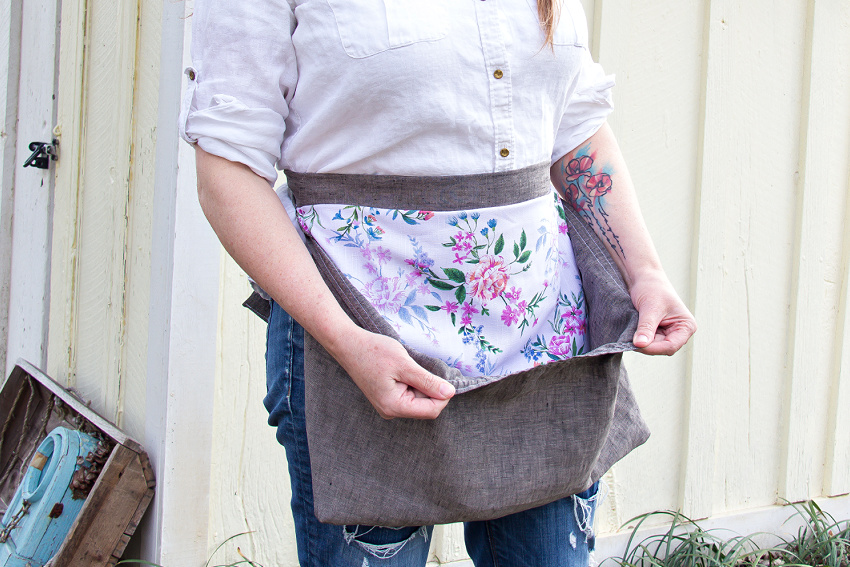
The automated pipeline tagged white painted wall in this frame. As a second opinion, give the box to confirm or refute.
[4,0,59,376]
[24,0,850,565]
[0,0,20,375]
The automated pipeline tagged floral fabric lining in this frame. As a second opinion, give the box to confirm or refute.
[296,191,587,378]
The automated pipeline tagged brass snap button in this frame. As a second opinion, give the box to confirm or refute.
[500,148,510,158]
[493,69,504,79]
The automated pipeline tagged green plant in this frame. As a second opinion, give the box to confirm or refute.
[600,504,850,567]
[780,501,850,567]
[601,510,792,567]
[117,532,263,567]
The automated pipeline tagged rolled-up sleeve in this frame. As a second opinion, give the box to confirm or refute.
[179,0,297,185]
[550,47,615,163]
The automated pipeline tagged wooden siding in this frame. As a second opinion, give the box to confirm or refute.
[48,0,161,441]
[35,0,850,564]
[206,1,850,564]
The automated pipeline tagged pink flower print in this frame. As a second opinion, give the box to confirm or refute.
[417,211,434,221]
[405,272,419,286]
[505,286,522,302]
[405,258,430,278]
[585,173,612,197]
[362,276,408,314]
[461,302,479,316]
[364,262,378,276]
[565,156,593,181]
[517,300,528,312]
[442,301,459,314]
[558,223,569,235]
[468,255,510,303]
[417,283,430,295]
[375,246,391,264]
[563,320,580,335]
[562,306,584,322]
[360,246,373,260]
[501,305,519,326]
[364,214,378,225]
[460,314,473,326]
[548,335,572,357]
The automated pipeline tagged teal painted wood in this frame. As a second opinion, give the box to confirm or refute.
[0,427,99,566]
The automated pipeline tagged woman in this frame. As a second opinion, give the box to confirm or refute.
[180,0,696,565]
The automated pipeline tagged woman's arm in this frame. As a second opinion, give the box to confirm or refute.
[195,148,455,418]
[551,123,696,355]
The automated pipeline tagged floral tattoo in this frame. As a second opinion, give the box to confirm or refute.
[557,148,625,260]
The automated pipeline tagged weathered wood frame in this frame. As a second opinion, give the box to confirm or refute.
[0,360,154,567]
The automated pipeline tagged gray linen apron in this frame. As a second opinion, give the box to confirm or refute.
[286,163,650,526]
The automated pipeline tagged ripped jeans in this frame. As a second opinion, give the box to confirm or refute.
[265,301,600,567]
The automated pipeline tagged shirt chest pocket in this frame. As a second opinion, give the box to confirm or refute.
[552,0,589,47]
[326,0,448,58]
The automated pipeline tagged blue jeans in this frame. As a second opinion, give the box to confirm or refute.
[265,301,599,566]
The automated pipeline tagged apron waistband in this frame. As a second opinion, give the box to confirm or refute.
[285,162,551,210]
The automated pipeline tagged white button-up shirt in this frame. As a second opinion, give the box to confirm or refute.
[179,0,614,184]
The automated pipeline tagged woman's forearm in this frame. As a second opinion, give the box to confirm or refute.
[551,123,696,354]
[194,147,455,418]
[551,122,661,286]
[195,148,359,358]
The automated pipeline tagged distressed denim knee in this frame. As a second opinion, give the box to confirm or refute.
[342,525,432,565]
[571,481,604,559]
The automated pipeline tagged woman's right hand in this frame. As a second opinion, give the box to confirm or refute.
[332,329,456,420]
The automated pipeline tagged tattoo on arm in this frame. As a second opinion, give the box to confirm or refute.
[556,148,626,260]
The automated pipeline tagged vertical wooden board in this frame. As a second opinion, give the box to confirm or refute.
[5,0,59,376]
[682,0,806,518]
[206,253,299,566]
[433,523,469,563]
[120,0,162,442]
[0,0,21,374]
[826,200,850,495]
[590,0,704,527]
[783,0,850,502]
[70,0,139,423]
[140,0,220,561]
[48,0,86,388]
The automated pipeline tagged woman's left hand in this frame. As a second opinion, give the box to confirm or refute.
[628,270,697,356]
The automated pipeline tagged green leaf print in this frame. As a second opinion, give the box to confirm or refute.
[443,268,466,283]
[428,279,456,291]
[455,285,467,305]
[425,305,442,312]
[494,234,504,255]
[517,250,532,263]
[519,229,527,251]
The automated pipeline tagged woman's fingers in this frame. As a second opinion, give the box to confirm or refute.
[340,330,456,420]
[630,273,697,356]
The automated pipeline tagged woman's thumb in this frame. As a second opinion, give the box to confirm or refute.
[634,307,662,348]
[400,365,456,400]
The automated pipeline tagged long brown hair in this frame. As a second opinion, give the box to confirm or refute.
[537,0,560,47]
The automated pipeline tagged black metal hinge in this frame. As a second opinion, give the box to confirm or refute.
[23,139,59,169]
